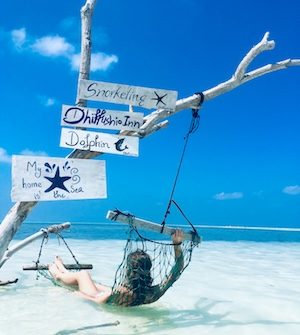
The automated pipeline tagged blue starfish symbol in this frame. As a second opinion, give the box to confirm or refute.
[44,166,71,193]
[151,91,168,106]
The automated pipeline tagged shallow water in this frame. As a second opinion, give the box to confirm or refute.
[1,239,300,335]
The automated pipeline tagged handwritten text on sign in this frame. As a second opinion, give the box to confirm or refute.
[78,79,178,110]
[11,156,107,202]
[61,104,144,131]
[60,128,139,157]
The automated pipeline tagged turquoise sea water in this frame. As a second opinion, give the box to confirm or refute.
[2,222,299,334]
[14,221,300,242]
[1,239,300,335]
[0,217,299,335]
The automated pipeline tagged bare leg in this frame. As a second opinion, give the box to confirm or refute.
[49,263,98,296]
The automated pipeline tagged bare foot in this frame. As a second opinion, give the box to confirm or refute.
[49,263,60,280]
[55,256,67,273]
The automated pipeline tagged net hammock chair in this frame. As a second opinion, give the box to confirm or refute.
[106,209,201,307]
[105,100,203,306]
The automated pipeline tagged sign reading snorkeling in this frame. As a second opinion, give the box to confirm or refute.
[78,79,178,110]
[11,155,107,202]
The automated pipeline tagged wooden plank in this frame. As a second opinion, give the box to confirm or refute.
[78,79,178,110]
[60,128,139,157]
[11,156,107,202]
[106,210,201,244]
[23,264,93,271]
[61,104,144,131]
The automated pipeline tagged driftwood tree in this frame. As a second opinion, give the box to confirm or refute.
[0,0,299,271]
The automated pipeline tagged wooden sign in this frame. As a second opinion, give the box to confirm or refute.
[60,128,139,157]
[78,79,178,110]
[61,104,144,131]
[11,155,107,202]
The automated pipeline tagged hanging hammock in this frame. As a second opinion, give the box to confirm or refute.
[106,210,200,306]
[106,96,204,306]
[23,225,93,290]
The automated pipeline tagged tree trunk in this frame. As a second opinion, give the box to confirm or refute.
[0,0,299,270]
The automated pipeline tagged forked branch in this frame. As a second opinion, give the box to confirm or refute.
[0,4,299,266]
[139,32,300,136]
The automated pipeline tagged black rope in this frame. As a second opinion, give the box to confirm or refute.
[34,229,81,279]
[35,231,48,280]
[171,200,198,235]
[160,92,204,233]
[57,232,80,266]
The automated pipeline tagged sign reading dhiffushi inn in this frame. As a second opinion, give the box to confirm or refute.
[78,79,178,110]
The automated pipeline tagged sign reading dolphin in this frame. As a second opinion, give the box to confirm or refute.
[60,128,139,157]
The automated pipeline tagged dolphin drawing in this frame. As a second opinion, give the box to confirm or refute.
[114,138,129,152]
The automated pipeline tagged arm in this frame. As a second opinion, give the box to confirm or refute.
[139,229,185,305]
[158,229,184,293]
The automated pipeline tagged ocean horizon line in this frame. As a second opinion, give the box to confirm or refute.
[24,221,300,232]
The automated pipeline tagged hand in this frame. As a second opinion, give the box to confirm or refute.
[171,229,184,244]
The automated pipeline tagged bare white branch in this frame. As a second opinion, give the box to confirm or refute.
[76,0,97,106]
[0,202,36,260]
[234,32,275,80]
[138,33,299,135]
[0,22,299,267]
[0,0,98,264]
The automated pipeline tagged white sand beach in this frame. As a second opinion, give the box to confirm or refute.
[0,239,300,335]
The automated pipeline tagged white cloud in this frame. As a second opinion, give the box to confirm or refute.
[71,52,118,72]
[214,192,244,200]
[91,52,118,72]
[70,53,81,70]
[31,35,74,57]
[9,27,118,73]
[45,98,56,106]
[0,148,11,163]
[38,95,57,107]
[11,28,27,49]
[282,185,300,196]
[20,149,48,157]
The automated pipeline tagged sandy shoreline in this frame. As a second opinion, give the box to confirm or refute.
[0,240,299,334]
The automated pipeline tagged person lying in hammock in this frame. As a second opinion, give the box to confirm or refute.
[49,229,184,307]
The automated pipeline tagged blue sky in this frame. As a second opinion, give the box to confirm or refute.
[0,0,299,228]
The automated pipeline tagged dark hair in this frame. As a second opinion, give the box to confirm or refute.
[126,250,153,305]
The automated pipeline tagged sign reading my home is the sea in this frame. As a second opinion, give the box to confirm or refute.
[61,104,144,131]
[11,155,107,202]
[60,128,139,157]
[78,79,178,110]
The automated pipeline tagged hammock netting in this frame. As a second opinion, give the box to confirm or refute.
[108,224,199,306]
[33,216,200,306]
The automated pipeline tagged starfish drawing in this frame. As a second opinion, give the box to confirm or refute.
[151,91,167,106]
[44,166,71,193]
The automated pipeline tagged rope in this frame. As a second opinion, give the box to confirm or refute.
[35,231,48,280]
[34,230,82,281]
[160,92,204,233]
[171,200,198,234]
[56,233,80,266]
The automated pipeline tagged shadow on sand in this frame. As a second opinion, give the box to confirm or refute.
[54,297,300,334]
